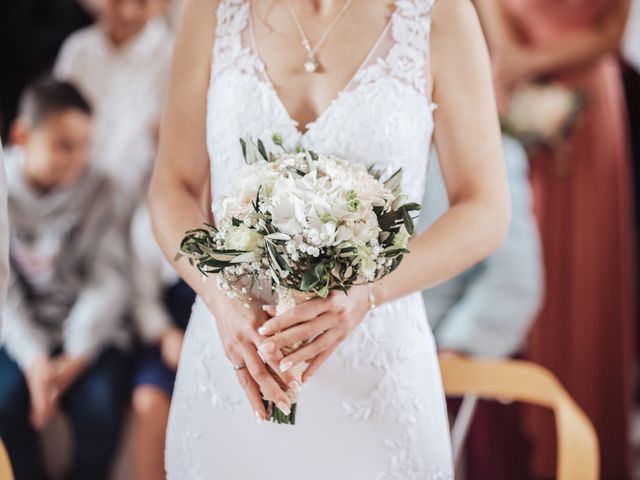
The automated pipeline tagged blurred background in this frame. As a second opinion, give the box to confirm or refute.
[0,0,639,479]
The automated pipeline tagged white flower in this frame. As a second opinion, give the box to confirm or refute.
[357,247,377,281]
[392,226,410,249]
[224,225,261,252]
[506,83,580,141]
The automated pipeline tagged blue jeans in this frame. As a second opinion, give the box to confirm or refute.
[132,280,196,395]
[0,347,130,480]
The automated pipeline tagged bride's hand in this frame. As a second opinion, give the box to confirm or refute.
[205,295,297,420]
[258,287,370,383]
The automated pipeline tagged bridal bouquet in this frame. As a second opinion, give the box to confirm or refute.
[177,136,420,424]
[501,82,583,149]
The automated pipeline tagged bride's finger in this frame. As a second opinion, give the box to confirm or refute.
[277,329,341,373]
[234,368,267,422]
[301,340,340,383]
[242,345,292,414]
[247,330,297,386]
[258,297,330,336]
[260,313,334,352]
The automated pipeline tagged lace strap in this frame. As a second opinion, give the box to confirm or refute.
[389,0,436,96]
[214,0,250,39]
[211,0,254,76]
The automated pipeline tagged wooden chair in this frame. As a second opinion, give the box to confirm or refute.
[440,356,599,480]
[0,437,14,480]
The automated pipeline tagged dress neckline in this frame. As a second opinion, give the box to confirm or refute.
[247,1,396,137]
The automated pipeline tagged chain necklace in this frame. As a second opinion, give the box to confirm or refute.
[285,0,354,73]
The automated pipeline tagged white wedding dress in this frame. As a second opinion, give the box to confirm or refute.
[165,0,453,478]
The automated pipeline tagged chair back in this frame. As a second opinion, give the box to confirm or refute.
[440,356,599,480]
[0,437,14,480]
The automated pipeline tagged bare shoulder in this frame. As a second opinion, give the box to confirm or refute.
[155,0,221,189]
[430,0,491,91]
[431,0,481,32]
[171,0,220,77]
[430,0,486,60]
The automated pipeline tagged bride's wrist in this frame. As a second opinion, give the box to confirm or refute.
[367,281,386,310]
[367,283,377,310]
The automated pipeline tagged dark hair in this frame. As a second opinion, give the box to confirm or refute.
[17,75,92,127]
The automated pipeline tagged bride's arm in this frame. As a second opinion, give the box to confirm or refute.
[373,0,510,306]
[259,0,510,381]
[148,0,293,419]
[149,0,215,293]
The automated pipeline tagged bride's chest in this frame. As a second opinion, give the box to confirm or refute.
[206,69,435,177]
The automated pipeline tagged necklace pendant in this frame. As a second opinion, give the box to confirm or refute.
[304,57,318,73]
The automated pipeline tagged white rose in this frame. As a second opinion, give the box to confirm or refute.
[224,225,261,251]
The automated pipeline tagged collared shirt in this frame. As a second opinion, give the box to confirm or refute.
[420,136,544,358]
[53,17,173,218]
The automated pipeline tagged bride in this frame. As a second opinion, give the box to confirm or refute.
[149,0,509,478]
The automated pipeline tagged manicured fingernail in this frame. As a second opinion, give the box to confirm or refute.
[276,402,291,416]
[255,410,263,424]
[258,342,275,354]
[257,350,268,364]
[258,325,269,335]
[288,381,302,393]
[279,360,293,373]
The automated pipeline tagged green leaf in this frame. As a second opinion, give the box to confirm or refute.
[300,260,331,292]
[230,251,258,263]
[266,242,291,274]
[384,168,403,195]
[402,202,421,212]
[257,139,268,161]
[402,207,415,235]
[286,166,306,177]
[265,233,291,241]
[251,188,261,213]
[239,138,247,160]
[300,266,321,292]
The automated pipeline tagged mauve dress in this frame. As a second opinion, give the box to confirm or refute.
[506,0,635,479]
[503,0,636,478]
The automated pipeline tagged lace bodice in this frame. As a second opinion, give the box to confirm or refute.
[206,0,437,219]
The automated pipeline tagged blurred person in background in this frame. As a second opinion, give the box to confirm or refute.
[623,1,640,247]
[129,200,195,480]
[475,0,635,478]
[0,77,130,480]
[0,0,94,141]
[422,136,543,480]
[53,0,174,222]
[0,141,7,329]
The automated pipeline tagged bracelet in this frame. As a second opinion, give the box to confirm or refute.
[367,283,377,311]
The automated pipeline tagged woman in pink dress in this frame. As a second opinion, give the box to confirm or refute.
[476,0,635,477]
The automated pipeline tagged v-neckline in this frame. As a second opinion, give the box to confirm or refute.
[248,1,395,137]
